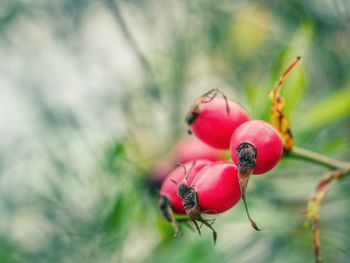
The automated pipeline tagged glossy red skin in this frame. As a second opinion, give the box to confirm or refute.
[160,160,211,214]
[191,97,250,149]
[190,161,241,213]
[173,136,224,163]
[151,137,224,188]
[230,120,283,175]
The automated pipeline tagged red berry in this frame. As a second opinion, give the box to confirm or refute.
[160,160,211,214]
[151,137,224,188]
[230,120,283,175]
[186,96,250,149]
[190,161,241,213]
[173,136,225,163]
[176,161,241,242]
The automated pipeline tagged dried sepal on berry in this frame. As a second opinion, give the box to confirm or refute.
[235,142,260,231]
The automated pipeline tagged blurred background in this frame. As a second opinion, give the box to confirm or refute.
[0,0,350,262]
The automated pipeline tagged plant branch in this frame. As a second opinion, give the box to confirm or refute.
[286,146,350,172]
[312,213,321,263]
[306,170,343,263]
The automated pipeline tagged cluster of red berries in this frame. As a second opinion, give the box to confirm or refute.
[151,136,226,189]
[158,89,283,243]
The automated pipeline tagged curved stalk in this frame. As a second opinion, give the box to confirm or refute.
[286,146,350,173]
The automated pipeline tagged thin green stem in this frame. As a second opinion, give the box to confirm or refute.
[286,146,350,172]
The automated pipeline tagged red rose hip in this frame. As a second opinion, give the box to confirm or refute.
[173,136,225,163]
[186,89,250,149]
[176,161,241,242]
[190,161,241,213]
[160,160,210,214]
[230,120,283,175]
[159,160,211,237]
[151,136,225,189]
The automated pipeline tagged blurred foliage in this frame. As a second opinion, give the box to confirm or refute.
[0,0,350,262]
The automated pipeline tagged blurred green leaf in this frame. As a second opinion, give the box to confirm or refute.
[0,246,16,263]
[104,195,126,231]
[103,141,127,173]
[319,138,349,154]
[301,88,350,130]
[281,66,306,117]
[156,215,175,243]
[114,143,126,156]
[247,83,271,120]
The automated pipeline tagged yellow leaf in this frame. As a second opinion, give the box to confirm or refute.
[269,56,301,151]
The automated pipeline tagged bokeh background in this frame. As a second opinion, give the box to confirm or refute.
[1,0,350,262]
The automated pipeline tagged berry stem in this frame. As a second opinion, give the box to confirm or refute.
[287,146,350,173]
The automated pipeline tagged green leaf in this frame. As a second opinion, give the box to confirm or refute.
[103,141,127,173]
[319,138,349,154]
[156,215,175,243]
[114,142,126,156]
[103,194,128,232]
[302,88,350,129]
[281,66,306,117]
[246,83,271,120]
[0,245,16,263]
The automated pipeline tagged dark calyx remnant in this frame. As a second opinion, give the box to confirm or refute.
[236,142,257,174]
[177,182,217,243]
[178,183,198,210]
[185,111,199,126]
[185,88,229,134]
[236,142,260,231]
[185,111,199,134]
[159,195,172,222]
[185,88,230,135]
[159,195,179,237]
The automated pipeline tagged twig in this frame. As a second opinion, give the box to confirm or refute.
[306,170,344,262]
[312,214,321,263]
[287,146,350,173]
